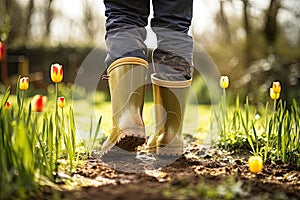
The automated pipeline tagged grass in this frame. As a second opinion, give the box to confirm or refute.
[0,77,91,199]
[214,91,300,166]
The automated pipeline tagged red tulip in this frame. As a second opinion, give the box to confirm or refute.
[0,42,5,62]
[4,101,11,110]
[58,97,65,108]
[31,95,47,112]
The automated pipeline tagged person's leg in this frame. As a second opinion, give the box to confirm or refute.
[147,0,194,156]
[151,0,193,81]
[104,0,150,67]
[102,0,150,155]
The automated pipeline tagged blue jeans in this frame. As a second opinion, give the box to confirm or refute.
[104,0,194,80]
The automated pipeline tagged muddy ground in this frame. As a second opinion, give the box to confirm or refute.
[38,143,300,200]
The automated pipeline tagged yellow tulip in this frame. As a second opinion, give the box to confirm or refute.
[248,156,263,174]
[58,97,65,108]
[220,76,229,89]
[50,63,63,83]
[19,77,29,90]
[272,81,281,94]
[270,88,280,100]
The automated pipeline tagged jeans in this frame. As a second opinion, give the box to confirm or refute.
[104,0,194,81]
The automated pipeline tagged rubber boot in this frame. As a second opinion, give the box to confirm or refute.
[101,57,148,155]
[147,73,191,156]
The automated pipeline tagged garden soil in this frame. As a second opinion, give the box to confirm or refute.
[38,142,299,200]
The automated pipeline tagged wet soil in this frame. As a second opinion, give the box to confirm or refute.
[38,143,300,200]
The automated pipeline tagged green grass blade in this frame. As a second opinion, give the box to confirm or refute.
[89,116,93,144]
[1,86,11,108]
[27,103,32,126]
[92,115,102,150]
[252,122,259,155]
[16,75,21,108]
[69,107,76,153]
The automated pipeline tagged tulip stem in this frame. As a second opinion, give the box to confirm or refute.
[54,82,60,178]
[223,88,227,112]
[19,90,25,118]
[273,99,277,112]
[61,107,64,128]
[55,83,58,116]
[222,88,227,133]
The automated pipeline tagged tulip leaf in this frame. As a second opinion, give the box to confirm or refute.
[16,75,21,108]
[1,86,10,108]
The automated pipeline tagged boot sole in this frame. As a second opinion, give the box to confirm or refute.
[116,135,146,152]
[157,146,182,157]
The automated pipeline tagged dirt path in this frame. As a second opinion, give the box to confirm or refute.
[39,143,300,200]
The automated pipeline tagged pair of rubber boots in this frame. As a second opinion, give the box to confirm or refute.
[101,57,191,157]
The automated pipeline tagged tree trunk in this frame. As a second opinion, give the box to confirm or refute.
[242,0,252,64]
[83,0,94,43]
[45,0,54,40]
[219,0,231,43]
[264,0,281,45]
[5,0,25,44]
[25,0,34,40]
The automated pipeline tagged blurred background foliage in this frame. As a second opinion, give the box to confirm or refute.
[0,0,299,105]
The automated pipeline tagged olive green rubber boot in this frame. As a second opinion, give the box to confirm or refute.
[147,74,191,156]
[101,57,148,154]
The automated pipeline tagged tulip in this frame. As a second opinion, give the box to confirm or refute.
[18,77,29,117]
[58,97,65,108]
[31,95,47,112]
[272,81,281,94]
[19,77,29,90]
[4,101,11,110]
[219,76,229,133]
[50,63,63,83]
[220,76,229,89]
[248,156,263,174]
[0,42,5,62]
[58,97,66,126]
[270,88,280,100]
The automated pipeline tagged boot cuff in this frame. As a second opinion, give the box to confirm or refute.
[151,73,192,88]
[108,57,148,74]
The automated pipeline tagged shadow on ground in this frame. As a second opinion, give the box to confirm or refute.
[37,143,300,200]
